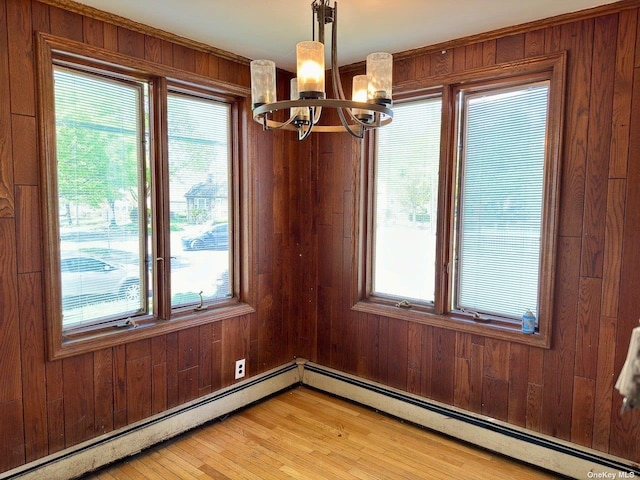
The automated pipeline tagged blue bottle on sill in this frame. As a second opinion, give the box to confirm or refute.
[522,310,536,334]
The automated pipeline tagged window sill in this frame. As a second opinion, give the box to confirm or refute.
[50,301,255,360]
[352,299,550,349]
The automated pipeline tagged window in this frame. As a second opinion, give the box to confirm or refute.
[53,67,148,328]
[373,96,442,303]
[357,54,565,347]
[37,33,253,358]
[454,82,548,321]
[167,92,232,306]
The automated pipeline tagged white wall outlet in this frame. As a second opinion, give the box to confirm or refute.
[235,358,246,379]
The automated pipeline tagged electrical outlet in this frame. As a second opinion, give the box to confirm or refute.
[235,358,246,379]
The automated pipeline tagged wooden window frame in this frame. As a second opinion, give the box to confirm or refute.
[36,33,255,360]
[354,52,566,348]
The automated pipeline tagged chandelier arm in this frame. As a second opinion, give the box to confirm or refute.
[299,121,314,141]
[330,2,346,102]
[254,110,300,131]
[312,106,322,125]
[336,107,364,138]
[330,1,367,131]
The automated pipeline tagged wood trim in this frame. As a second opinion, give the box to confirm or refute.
[35,0,252,66]
[37,32,250,97]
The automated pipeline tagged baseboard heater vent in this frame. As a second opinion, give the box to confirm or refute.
[1,362,300,480]
[3,359,639,480]
[301,361,640,479]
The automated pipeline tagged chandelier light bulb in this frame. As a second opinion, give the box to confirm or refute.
[250,59,276,108]
[296,41,325,99]
[367,52,393,104]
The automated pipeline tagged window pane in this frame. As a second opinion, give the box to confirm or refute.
[373,97,441,303]
[168,93,231,307]
[456,82,549,319]
[54,67,147,328]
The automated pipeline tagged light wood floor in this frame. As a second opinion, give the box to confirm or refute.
[86,386,561,479]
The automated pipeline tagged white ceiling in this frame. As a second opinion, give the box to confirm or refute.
[74,0,619,71]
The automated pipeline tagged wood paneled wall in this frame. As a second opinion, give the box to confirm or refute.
[2,0,640,474]
[0,0,303,473]
[304,2,640,463]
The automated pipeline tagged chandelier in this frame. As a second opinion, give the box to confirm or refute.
[249,0,393,141]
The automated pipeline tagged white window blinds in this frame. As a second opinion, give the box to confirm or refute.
[456,82,549,320]
[53,66,147,327]
[374,97,442,303]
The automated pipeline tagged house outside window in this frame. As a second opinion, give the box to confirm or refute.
[37,33,253,358]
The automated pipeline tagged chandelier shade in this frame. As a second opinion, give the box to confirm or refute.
[250,0,393,140]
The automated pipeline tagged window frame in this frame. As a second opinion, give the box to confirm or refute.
[354,52,566,348]
[36,33,255,360]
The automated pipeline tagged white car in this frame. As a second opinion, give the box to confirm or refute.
[61,253,140,309]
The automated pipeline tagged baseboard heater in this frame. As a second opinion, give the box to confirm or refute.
[1,362,301,480]
[3,359,639,480]
[300,360,640,479]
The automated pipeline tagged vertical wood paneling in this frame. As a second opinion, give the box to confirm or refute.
[601,179,626,317]
[30,0,50,33]
[609,9,637,179]
[581,14,617,278]
[165,332,179,409]
[0,219,22,404]
[407,322,422,395]
[507,343,529,427]
[93,349,114,435]
[0,0,639,474]
[0,400,25,471]
[0,0,14,217]
[592,315,617,451]
[495,33,525,62]
[45,360,64,453]
[524,29,546,57]
[144,35,162,63]
[610,63,640,461]
[431,49,453,76]
[117,27,145,58]
[419,324,432,398]
[541,237,580,440]
[82,15,103,47]
[7,0,35,116]
[49,5,81,40]
[172,43,196,72]
[575,277,602,380]
[63,353,95,446]
[430,329,455,404]
[571,376,596,447]
[198,324,212,395]
[11,114,38,186]
[125,340,152,423]
[465,43,483,69]
[15,186,41,274]
[18,273,48,462]
[558,20,593,237]
[112,345,127,429]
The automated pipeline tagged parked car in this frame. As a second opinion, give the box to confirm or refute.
[181,222,229,251]
[61,253,141,309]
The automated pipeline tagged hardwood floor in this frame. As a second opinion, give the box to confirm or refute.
[85,386,561,479]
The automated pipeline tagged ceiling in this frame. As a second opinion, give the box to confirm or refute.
[73,0,619,72]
